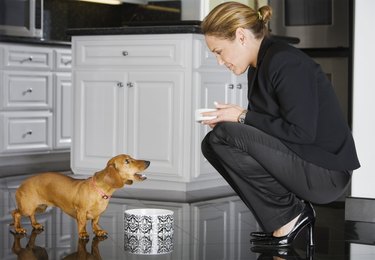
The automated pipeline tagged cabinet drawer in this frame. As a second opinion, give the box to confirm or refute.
[75,35,185,68]
[55,49,72,71]
[3,45,53,70]
[0,111,52,153]
[1,71,52,110]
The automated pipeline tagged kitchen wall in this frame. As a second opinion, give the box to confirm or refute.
[43,0,181,41]
[351,0,375,199]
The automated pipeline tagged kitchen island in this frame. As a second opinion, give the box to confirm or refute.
[68,25,239,195]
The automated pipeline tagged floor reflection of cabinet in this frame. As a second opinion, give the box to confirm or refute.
[1,190,258,260]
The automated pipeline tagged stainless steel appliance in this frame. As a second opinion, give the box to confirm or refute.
[0,0,43,38]
[269,0,349,48]
[313,57,349,121]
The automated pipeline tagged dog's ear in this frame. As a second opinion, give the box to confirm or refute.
[103,165,124,188]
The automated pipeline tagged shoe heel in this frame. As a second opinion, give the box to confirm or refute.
[308,221,315,247]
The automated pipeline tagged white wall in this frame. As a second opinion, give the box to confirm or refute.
[351,0,375,198]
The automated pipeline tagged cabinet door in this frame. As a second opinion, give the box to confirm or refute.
[72,71,127,174]
[126,71,184,180]
[54,73,72,149]
[194,71,232,180]
[233,73,248,108]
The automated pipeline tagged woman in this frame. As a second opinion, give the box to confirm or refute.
[200,2,360,247]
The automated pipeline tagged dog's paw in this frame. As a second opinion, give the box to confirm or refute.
[32,223,44,231]
[10,229,27,238]
[94,230,108,238]
[13,227,27,234]
[79,231,90,240]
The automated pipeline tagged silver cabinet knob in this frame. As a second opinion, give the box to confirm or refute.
[117,82,124,88]
[26,88,33,93]
[122,51,129,56]
[127,82,134,88]
[228,84,234,89]
[26,130,33,135]
[236,83,242,89]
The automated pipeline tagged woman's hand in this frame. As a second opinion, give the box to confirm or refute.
[201,102,246,128]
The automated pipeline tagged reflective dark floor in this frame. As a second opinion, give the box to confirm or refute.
[1,174,375,260]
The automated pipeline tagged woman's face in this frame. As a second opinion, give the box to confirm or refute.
[205,29,259,75]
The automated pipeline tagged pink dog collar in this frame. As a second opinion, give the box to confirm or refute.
[90,177,111,200]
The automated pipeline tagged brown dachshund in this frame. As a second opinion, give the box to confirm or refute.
[11,154,150,239]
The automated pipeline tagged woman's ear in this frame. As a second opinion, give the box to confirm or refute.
[235,27,247,46]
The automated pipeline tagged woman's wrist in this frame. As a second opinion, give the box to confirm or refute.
[237,110,247,124]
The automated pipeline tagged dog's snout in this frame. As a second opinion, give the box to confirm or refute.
[144,161,150,168]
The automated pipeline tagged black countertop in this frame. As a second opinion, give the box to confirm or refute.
[0,35,71,47]
[66,24,202,36]
[66,23,299,45]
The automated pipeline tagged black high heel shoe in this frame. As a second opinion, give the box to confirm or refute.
[251,202,316,239]
[251,202,316,247]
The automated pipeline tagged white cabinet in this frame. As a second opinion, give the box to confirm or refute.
[71,34,248,191]
[0,43,71,157]
[192,39,249,182]
[73,69,185,180]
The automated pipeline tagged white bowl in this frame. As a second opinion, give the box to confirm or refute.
[195,108,217,122]
[124,208,174,255]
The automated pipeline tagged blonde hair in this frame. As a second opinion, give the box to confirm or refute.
[201,1,272,40]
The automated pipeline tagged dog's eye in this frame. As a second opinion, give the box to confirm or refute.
[125,159,130,164]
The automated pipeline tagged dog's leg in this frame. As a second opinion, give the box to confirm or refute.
[76,210,89,240]
[92,216,108,238]
[11,209,27,234]
[30,213,44,231]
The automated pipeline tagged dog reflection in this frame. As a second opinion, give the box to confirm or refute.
[11,229,48,260]
[62,237,104,260]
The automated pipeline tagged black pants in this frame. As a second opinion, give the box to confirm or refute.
[201,122,352,232]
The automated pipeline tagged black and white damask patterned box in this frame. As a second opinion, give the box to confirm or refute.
[124,208,174,255]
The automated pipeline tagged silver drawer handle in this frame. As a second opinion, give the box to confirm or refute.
[61,59,72,65]
[236,83,242,89]
[228,84,234,89]
[23,130,33,138]
[23,88,33,95]
[20,56,33,63]
[122,51,129,56]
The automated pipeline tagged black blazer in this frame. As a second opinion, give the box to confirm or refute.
[244,37,360,171]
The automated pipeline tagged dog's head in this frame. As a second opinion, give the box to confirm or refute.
[103,154,150,188]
